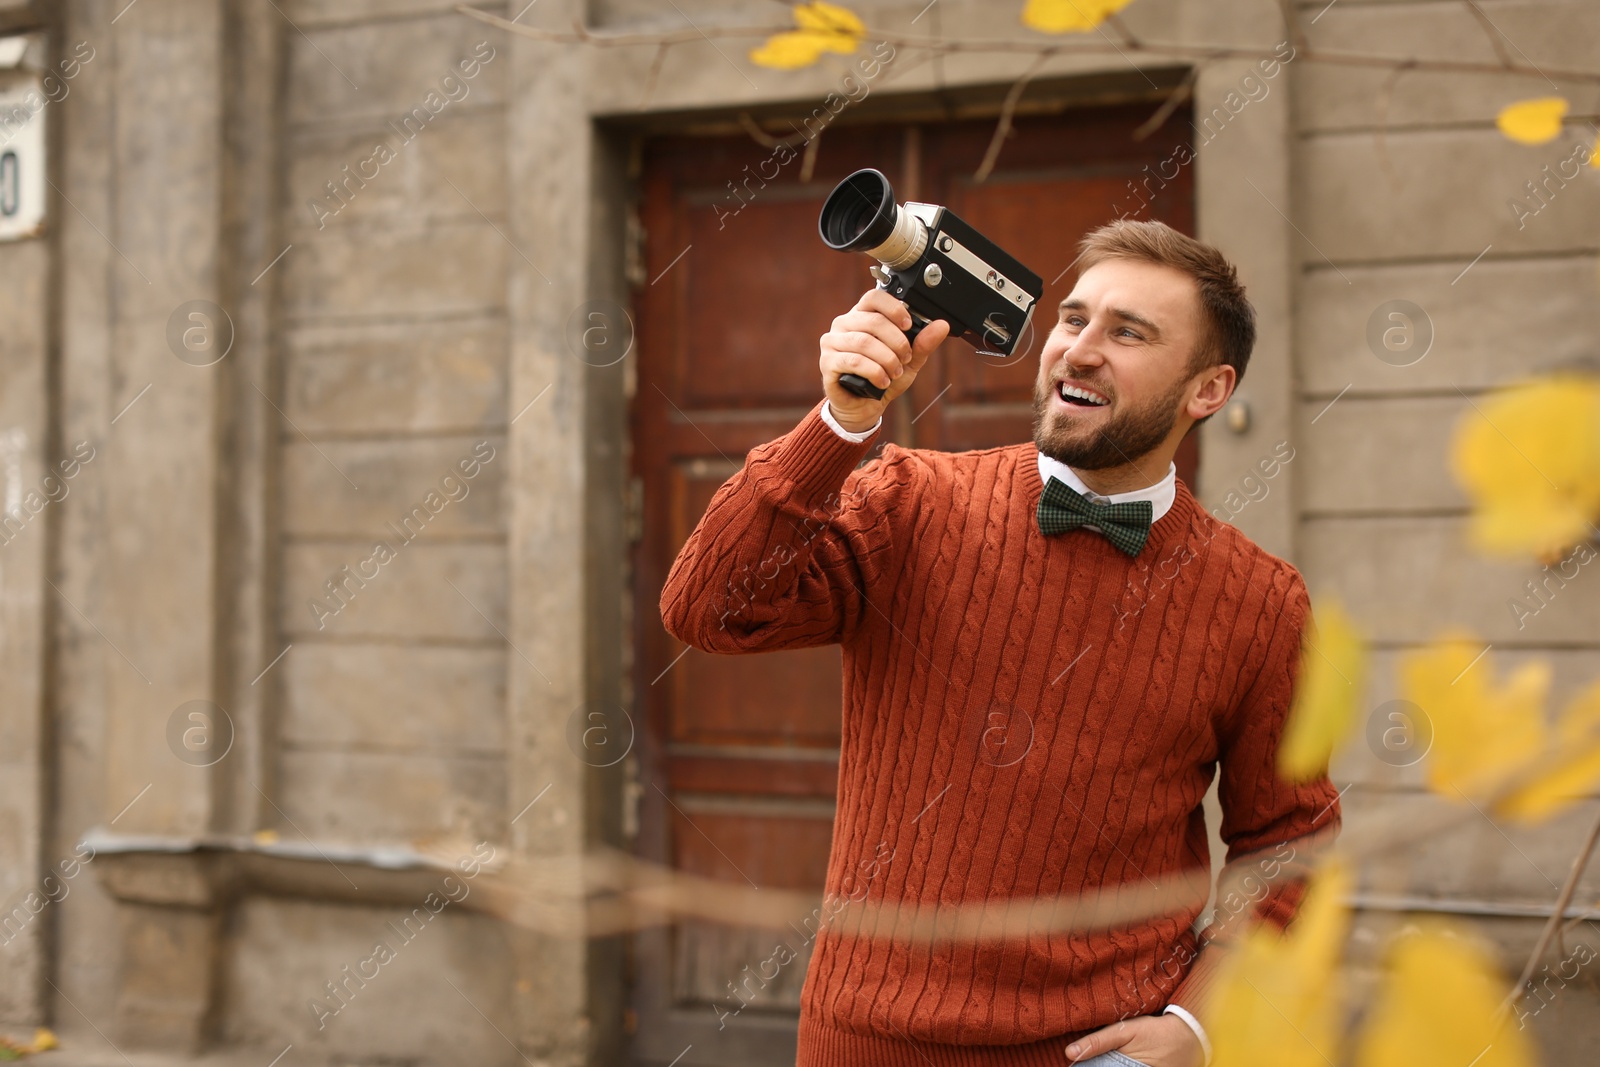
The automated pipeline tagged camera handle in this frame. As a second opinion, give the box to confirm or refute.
[837,314,931,401]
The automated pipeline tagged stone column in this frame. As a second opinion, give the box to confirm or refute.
[98,0,228,1050]
[1186,0,1300,562]
[505,1,625,1062]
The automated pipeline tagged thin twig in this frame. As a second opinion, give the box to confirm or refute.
[1499,806,1600,1016]
[974,49,1054,183]
[738,112,808,149]
[458,4,793,46]
[640,41,670,109]
[1277,0,1307,57]
[799,130,823,183]
[1561,906,1596,939]
[454,7,1600,84]
[1105,13,1141,48]
[1464,0,1516,68]
[1337,719,1600,871]
[1133,63,1199,140]
[1373,61,1415,191]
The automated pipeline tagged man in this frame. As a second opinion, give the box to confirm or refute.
[659,219,1341,1067]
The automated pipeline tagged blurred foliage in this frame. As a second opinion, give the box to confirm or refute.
[1021,0,1138,34]
[1353,928,1534,1067]
[1401,637,1549,802]
[1210,863,1350,1067]
[1209,866,1534,1067]
[1452,377,1600,559]
[1496,97,1570,145]
[751,0,1142,71]
[1280,599,1367,782]
[749,3,866,69]
[0,1030,56,1060]
[1274,367,1600,1060]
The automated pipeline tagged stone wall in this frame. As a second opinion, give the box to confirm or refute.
[1297,2,1600,1056]
[0,0,1594,1064]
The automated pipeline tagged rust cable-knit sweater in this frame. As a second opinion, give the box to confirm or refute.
[659,401,1341,1064]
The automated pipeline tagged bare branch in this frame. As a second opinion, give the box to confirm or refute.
[1372,61,1415,191]
[975,50,1055,183]
[1133,63,1199,141]
[455,4,790,47]
[738,113,808,149]
[1499,806,1600,1016]
[1105,13,1141,48]
[641,42,670,110]
[455,6,1600,84]
[1277,0,1308,56]
[800,131,823,183]
[1464,0,1516,68]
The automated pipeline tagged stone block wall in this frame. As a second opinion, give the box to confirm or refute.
[0,0,1594,1064]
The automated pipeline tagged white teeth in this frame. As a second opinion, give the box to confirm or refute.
[1058,383,1108,406]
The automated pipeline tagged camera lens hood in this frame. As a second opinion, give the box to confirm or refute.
[819,168,928,270]
[818,168,898,252]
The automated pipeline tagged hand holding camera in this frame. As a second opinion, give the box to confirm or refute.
[820,290,951,433]
[814,168,1043,431]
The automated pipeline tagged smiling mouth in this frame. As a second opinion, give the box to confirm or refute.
[1056,381,1110,408]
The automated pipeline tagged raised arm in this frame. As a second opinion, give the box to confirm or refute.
[658,290,949,654]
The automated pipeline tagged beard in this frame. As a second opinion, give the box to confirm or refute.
[1031,369,1189,471]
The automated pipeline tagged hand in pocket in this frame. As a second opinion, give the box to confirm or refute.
[1064,1013,1204,1067]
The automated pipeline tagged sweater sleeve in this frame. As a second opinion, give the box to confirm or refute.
[1166,569,1343,1018]
[658,400,924,654]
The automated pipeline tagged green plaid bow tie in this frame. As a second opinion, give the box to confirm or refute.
[1036,476,1153,557]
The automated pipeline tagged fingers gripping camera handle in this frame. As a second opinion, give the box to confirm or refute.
[837,317,929,400]
[836,374,886,400]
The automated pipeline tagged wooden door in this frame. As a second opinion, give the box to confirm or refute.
[629,101,1195,1067]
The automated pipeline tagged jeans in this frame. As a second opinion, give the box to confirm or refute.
[1075,1053,1152,1067]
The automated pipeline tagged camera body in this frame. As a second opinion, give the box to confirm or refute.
[818,169,1043,399]
[869,202,1041,357]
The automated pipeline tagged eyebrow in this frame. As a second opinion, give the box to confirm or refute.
[1059,298,1163,338]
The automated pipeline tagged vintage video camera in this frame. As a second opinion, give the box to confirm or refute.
[818,168,1044,400]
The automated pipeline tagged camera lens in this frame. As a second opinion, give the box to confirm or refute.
[819,169,927,270]
[819,169,896,251]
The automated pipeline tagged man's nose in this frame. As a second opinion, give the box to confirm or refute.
[1063,331,1107,370]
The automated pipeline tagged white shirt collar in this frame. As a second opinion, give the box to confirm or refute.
[1037,452,1177,523]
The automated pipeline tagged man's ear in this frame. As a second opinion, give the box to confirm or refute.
[1186,364,1236,422]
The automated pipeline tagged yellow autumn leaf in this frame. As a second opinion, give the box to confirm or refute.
[793,1,865,37]
[749,2,864,70]
[1400,636,1548,800]
[1498,676,1600,821]
[1208,861,1350,1067]
[252,828,281,846]
[750,31,832,69]
[1496,96,1569,145]
[1450,376,1600,558]
[1021,0,1137,33]
[1280,598,1367,781]
[1354,925,1533,1067]
[29,1029,57,1053]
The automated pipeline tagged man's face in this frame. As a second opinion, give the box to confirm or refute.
[1032,258,1208,472]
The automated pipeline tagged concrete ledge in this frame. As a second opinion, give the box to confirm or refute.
[85,828,484,910]
[85,829,500,1055]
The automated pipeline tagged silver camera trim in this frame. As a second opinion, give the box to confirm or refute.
[865,204,929,270]
[940,234,1036,313]
[903,201,1034,314]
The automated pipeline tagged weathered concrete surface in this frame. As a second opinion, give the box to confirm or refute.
[3,0,1598,1063]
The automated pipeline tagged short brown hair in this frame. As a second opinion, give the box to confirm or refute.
[1075,219,1256,385]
